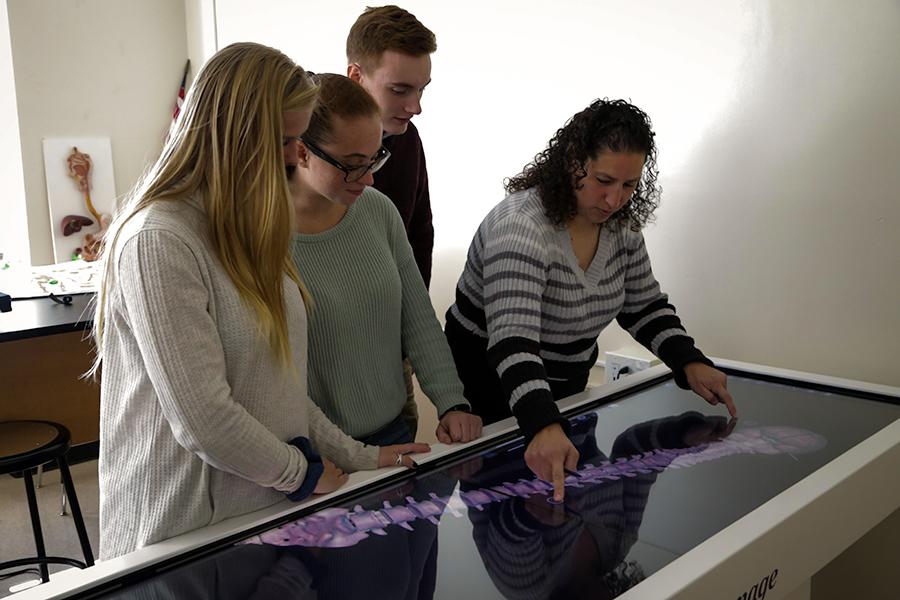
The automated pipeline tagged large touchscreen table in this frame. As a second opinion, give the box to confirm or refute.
[20,363,900,599]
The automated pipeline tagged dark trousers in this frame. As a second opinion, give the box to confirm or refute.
[358,414,414,446]
[444,313,589,426]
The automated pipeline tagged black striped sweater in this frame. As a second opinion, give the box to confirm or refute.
[446,189,710,438]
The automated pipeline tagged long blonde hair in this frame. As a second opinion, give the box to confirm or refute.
[91,42,318,375]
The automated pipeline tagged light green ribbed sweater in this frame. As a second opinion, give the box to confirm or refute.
[291,188,467,438]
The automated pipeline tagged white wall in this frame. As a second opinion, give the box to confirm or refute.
[642,3,900,387]
[5,0,189,265]
[184,0,217,85]
[0,2,29,264]
[215,0,900,388]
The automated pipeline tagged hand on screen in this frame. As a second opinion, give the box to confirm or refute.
[378,442,431,469]
[684,362,737,418]
[436,411,483,444]
[683,415,738,447]
[313,458,348,495]
[523,492,568,526]
[524,423,579,502]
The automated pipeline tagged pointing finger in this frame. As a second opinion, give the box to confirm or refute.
[551,458,565,502]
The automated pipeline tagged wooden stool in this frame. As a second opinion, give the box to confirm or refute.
[0,420,94,583]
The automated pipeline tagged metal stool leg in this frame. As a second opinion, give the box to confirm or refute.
[37,461,68,516]
[56,458,94,567]
[22,469,50,583]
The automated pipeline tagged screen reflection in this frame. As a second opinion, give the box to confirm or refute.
[460,411,738,599]
[108,408,832,600]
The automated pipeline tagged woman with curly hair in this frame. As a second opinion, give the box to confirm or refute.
[444,99,736,502]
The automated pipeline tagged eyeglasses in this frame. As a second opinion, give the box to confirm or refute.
[301,138,391,183]
[283,134,303,148]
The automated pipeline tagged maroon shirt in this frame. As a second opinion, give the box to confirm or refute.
[373,122,433,288]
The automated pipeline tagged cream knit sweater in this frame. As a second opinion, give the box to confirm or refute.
[98,198,377,559]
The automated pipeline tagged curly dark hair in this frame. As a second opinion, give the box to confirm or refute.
[505,99,661,231]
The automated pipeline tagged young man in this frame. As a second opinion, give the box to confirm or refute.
[346,5,435,287]
[347,6,474,439]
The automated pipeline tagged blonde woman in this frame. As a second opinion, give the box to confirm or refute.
[93,43,426,560]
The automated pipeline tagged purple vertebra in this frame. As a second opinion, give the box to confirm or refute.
[242,425,825,550]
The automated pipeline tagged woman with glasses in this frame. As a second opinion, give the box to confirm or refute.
[92,45,429,560]
[288,74,482,447]
[444,99,737,503]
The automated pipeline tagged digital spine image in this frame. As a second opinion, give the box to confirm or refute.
[243,424,826,550]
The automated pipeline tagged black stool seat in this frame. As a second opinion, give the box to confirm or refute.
[0,420,95,585]
[0,422,66,472]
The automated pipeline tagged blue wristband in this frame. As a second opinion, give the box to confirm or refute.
[286,436,324,502]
